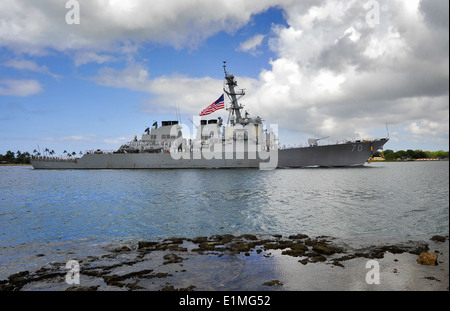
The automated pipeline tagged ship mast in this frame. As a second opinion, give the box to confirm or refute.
[223,61,245,125]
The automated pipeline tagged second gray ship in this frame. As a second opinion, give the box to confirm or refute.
[31,63,388,169]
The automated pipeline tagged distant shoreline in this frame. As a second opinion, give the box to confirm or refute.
[1,160,449,167]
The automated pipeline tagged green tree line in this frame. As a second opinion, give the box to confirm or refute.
[0,150,32,164]
[0,149,82,164]
[375,149,449,161]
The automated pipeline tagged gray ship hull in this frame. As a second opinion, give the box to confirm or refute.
[31,138,388,169]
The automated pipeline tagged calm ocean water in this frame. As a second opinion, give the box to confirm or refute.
[0,162,448,278]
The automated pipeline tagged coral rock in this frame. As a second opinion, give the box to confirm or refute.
[416,252,438,266]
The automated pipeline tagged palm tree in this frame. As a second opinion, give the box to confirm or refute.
[23,152,31,164]
[5,150,15,161]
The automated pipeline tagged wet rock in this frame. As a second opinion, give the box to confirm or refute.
[113,246,132,253]
[417,252,438,266]
[281,242,308,257]
[430,235,447,243]
[331,260,345,268]
[6,271,30,291]
[164,237,184,244]
[240,234,258,241]
[209,234,235,243]
[162,285,175,291]
[263,280,283,286]
[138,239,188,253]
[160,284,195,291]
[228,241,255,254]
[307,252,327,263]
[191,236,208,243]
[263,240,294,250]
[103,269,158,288]
[381,245,406,254]
[66,285,100,291]
[424,276,440,282]
[288,234,309,240]
[8,270,29,281]
[156,243,187,252]
[180,285,196,291]
[299,259,308,265]
[138,241,158,250]
[163,253,184,265]
[125,280,145,291]
[149,272,170,279]
[1,268,67,291]
[312,243,337,255]
[306,240,343,255]
[192,241,222,253]
[408,244,429,256]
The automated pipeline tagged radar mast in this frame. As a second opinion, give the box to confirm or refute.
[223,61,246,125]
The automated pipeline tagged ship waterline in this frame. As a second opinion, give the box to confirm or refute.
[31,139,388,169]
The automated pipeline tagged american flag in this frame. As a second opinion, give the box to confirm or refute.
[199,94,225,116]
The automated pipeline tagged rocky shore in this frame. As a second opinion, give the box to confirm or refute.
[0,234,448,291]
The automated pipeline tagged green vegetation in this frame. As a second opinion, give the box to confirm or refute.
[1,149,84,165]
[0,150,31,164]
[375,149,449,161]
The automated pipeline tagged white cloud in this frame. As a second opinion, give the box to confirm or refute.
[2,59,60,79]
[0,0,287,55]
[0,79,43,97]
[103,136,128,145]
[73,52,116,67]
[43,135,96,143]
[92,62,151,91]
[250,0,449,143]
[405,120,443,136]
[238,34,266,55]
[90,62,228,115]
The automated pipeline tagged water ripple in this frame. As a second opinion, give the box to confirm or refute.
[0,162,448,250]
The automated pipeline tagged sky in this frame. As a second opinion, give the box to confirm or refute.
[0,0,448,156]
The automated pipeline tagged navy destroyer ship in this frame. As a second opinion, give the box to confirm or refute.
[31,62,388,169]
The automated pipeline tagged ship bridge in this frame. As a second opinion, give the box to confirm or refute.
[141,121,182,143]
